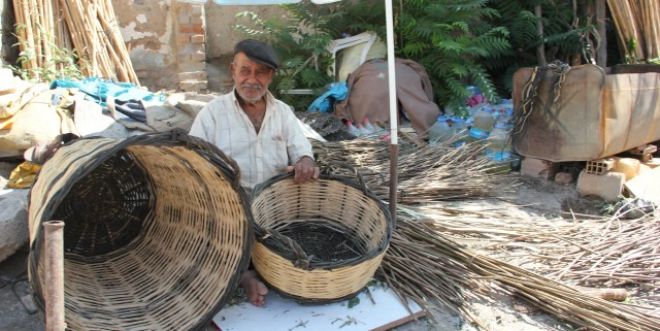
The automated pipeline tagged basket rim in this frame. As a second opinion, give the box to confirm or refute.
[251,173,393,270]
[28,129,253,331]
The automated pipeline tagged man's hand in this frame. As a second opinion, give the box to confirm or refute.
[286,156,320,184]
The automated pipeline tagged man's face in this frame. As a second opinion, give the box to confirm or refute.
[231,52,274,104]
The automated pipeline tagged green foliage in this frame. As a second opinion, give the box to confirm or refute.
[12,24,83,82]
[234,0,511,117]
[486,0,599,92]
[396,0,510,115]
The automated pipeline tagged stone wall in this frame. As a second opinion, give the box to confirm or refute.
[0,1,285,91]
[204,4,287,59]
[112,0,179,90]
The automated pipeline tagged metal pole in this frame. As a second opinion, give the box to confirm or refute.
[385,0,398,224]
[44,221,65,331]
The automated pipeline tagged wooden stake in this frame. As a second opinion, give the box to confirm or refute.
[44,220,65,331]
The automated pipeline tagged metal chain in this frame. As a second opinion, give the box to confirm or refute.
[514,60,571,135]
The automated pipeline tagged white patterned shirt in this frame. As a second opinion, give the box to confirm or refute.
[189,90,313,189]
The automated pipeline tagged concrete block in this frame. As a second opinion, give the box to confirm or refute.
[584,158,615,175]
[520,157,559,180]
[577,170,625,201]
[0,189,29,263]
[178,71,207,81]
[191,34,205,44]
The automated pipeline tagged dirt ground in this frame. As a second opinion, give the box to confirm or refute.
[0,172,611,331]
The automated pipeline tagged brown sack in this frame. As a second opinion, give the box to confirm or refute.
[0,90,77,158]
[512,64,660,161]
[334,59,440,136]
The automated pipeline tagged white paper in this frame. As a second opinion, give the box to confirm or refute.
[213,284,424,331]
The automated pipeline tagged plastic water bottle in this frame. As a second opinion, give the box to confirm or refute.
[472,105,496,132]
[450,116,467,133]
[467,127,490,143]
[363,118,376,134]
[466,85,480,96]
[356,123,370,136]
[486,121,513,161]
[346,120,361,137]
[449,116,468,147]
[428,115,454,143]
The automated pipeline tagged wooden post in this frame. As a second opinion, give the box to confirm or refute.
[596,0,607,67]
[389,144,398,225]
[44,221,65,331]
[535,4,547,66]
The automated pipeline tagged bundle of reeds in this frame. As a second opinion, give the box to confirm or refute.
[13,0,58,77]
[12,0,139,84]
[312,138,506,204]
[381,213,660,330]
[607,0,660,61]
[315,137,659,329]
[532,212,660,287]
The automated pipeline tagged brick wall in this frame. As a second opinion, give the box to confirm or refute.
[174,2,208,92]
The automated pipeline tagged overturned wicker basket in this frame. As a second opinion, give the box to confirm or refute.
[251,174,392,302]
[28,131,253,330]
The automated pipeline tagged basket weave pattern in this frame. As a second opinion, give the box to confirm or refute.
[28,132,253,331]
[251,176,391,302]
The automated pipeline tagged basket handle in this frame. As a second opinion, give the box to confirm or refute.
[262,229,314,270]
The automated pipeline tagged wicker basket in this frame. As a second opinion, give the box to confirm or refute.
[28,130,253,331]
[251,174,392,303]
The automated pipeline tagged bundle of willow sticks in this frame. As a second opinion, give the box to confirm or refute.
[381,213,660,330]
[315,137,659,330]
[13,0,139,84]
[607,0,660,61]
[312,138,507,204]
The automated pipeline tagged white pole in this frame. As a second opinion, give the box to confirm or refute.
[385,0,398,223]
[385,0,398,145]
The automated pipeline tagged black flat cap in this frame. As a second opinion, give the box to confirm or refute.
[234,39,279,70]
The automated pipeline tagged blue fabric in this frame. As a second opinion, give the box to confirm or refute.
[50,77,159,106]
[307,82,348,113]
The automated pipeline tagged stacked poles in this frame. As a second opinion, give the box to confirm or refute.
[13,0,57,79]
[607,0,660,62]
[12,0,139,84]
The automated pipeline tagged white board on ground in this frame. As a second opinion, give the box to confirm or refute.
[213,284,425,331]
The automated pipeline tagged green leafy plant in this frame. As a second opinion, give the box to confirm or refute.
[235,0,511,117]
[487,0,600,92]
[12,24,83,82]
[395,0,510,115]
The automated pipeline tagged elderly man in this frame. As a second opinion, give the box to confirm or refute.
[190,39,319,307]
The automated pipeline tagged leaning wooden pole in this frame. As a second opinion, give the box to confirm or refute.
[44,221,65,331]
